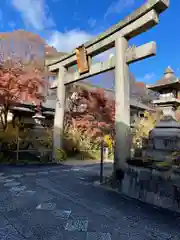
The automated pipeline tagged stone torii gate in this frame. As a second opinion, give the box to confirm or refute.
[46,0,169,173]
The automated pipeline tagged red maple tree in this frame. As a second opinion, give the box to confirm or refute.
[64,84,115,153]
[0,31,50,130]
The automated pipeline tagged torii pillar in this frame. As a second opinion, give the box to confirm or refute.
[114,37,131,174]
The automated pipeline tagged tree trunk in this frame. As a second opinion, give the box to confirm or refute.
[0,105,9,131]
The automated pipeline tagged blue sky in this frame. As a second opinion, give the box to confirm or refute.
[0,0,179,88]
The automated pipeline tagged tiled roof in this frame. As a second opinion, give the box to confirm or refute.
[147,67,180,92]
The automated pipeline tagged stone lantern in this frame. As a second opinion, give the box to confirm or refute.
[32,104,45,134]
[31,104,47,160]
[143,67,180,162]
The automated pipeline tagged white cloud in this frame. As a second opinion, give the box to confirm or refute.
[138,72,156,84]
[47,29,115,62]
[11,0,54,30]
[144,73,156,80]
[105,0,135,18]
[47,28,116,64]
[47,29,93,53]
[88,18,97,28]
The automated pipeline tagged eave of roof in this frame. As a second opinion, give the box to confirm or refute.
[147,79,180,92]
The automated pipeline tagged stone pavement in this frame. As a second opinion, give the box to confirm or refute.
[64,160,114,178]
[0,164,179,239]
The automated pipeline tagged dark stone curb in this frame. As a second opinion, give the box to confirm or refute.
[93,181,180,217]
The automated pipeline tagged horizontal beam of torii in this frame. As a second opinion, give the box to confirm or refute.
[50,41,156,85]
[46,0,169,70]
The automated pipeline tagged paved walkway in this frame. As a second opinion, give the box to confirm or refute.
[63,159,114,177]
[0,164,179,239]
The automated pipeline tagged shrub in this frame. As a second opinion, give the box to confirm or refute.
[132,110,161,149]
[153,161,172,171]
[55,148,67,162]
[63,125,101,160]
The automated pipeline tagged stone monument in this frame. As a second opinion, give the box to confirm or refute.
[143,67,180,162]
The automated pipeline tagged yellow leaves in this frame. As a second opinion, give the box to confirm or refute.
[144,111,149,118]
[0,123,16,140]
[64,124,92,151]
[55,148,67,162]
[133,111,158,147]
[104,134,113,149]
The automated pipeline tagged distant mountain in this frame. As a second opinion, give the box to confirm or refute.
[129,73,157,105]
[0,30,59,58]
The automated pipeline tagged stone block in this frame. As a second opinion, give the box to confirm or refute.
[120,166,180,213]
[146,191,154,203]
[138,169,151,181]
[143,149,173,162]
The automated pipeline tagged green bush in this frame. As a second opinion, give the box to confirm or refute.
[63,125,101,160]
[55,148,67,162]
[153,161,172,171]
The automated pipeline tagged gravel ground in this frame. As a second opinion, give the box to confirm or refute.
[0,164,179,239]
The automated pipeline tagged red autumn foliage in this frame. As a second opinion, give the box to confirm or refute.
[0,31,50,130]
[64,83,115,143]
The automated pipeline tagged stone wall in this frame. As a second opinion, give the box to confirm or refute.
[119,165,180,213]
